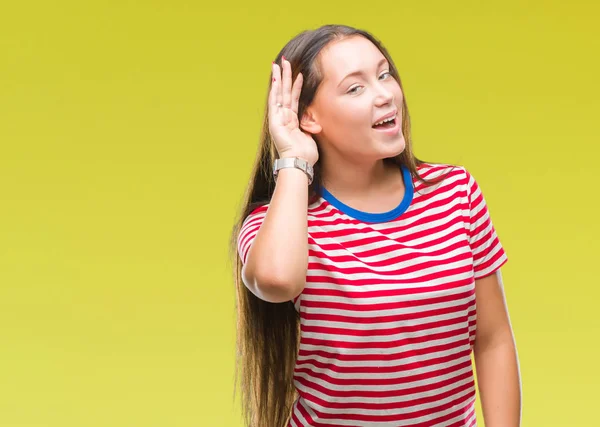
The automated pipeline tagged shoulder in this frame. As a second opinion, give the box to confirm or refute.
[248,203,269,217]
[413,162,471,192]
[241,203,269,228]
[415,163,493,206]
[416,161,467,178]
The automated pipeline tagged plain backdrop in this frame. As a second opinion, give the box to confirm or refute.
[1,1,599,426]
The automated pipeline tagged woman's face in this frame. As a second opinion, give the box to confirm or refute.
[303,35,406,163]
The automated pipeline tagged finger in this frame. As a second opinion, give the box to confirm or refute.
[274,63,283,108]
[269,63,282,119]
[281,57,292,108]
[290,72,303,114]
[268,64,276,121]
[275,64,283,108]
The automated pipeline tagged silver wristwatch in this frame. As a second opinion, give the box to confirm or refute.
[273,157,314,185]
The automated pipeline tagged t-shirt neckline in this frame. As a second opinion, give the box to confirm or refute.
[320,164,414,223]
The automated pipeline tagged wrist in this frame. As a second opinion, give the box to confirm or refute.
[273,156,314,185]
[278,151,317,167]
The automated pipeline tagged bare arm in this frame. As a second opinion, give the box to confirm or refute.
[242,167,310,303]
[241,57,319,303]
[473,270,522,426]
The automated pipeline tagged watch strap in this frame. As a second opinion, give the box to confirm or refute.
[273,157,314,184]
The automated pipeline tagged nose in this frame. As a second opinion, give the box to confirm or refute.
[374,83,395,106]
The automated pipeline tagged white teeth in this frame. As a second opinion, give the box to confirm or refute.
[374,115,396,126]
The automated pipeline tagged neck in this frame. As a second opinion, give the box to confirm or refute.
[320,155,399,198]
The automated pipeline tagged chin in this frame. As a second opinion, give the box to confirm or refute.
[381,135,406,158]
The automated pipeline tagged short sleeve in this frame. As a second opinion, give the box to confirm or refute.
[465,169,508,279]
[237,203,303,308]
[237,204,269,265]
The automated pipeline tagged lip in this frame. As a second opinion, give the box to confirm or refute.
[372,115,401,136]
[373,109,398,126]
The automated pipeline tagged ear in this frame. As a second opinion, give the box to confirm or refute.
[300,108,322,135]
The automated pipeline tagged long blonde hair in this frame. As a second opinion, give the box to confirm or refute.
[229,24,453,427]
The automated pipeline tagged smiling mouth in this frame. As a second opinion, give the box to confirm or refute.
[372,118,397,129]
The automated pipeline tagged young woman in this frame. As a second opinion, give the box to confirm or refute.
[231,24,521,427]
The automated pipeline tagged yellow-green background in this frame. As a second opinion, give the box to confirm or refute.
[1,1,598,426]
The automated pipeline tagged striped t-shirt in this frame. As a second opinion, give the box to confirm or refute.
[237,163,508,427]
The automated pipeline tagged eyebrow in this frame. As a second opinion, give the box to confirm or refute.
[337,58,389,88]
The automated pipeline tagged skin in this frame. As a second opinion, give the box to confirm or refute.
[299,36,523,425]
[300,35,407,212]
[474,271,522,426]
[267,35,522,424]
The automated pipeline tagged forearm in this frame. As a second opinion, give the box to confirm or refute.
[243,166,309,302]
[474,335,522,427]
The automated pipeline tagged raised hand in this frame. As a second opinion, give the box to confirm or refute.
[268,57,319,166]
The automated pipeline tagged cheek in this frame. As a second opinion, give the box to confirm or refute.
[330,101,371,129]
[395,88,405,106]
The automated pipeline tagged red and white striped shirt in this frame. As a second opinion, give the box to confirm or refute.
[237,163,508,427]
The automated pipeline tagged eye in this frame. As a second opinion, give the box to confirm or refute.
[347,71,393,94]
